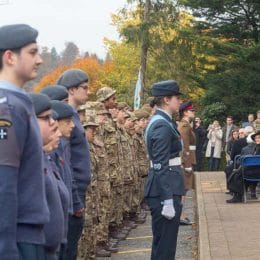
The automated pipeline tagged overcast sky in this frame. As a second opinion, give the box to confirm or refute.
[0,0,127,58]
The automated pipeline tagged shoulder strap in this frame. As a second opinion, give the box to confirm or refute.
[144,114,179,145]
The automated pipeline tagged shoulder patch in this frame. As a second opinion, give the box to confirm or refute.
[0,96,7,104]
[0,119,12,127]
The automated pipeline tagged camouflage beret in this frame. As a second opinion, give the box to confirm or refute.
[117,102,129,111]
[134,109,150,120]
[141,104,152,114]
[125,111,138,121]
[83,115,99,128]
[93,101,110,115]
[96,86,116,102]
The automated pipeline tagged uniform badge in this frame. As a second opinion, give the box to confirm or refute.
[0,128,8,140]
[0,96,7,104]
[0,119,12,127]
[154,163,162,170]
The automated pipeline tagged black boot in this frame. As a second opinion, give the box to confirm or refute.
[226,193,242,203]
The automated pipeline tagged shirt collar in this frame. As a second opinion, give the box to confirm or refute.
[0,80,26,94]
[156,108,172,120]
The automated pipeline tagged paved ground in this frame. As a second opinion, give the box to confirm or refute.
[196,171,260,260]
[109,190,197,260]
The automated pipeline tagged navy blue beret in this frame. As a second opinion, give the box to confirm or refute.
[29,93,52,116]
[151,80,182,97]
[179,101,194,112]
[51,100,74,120]
[51,110,59,121]
[41,85,68,101]
[0,24,38,51]
[57,69,89,89]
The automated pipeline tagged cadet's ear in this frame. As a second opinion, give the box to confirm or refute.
[68,87,75,96]
[2,50,18,67]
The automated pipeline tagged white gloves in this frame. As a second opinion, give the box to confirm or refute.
[161,199,175,220]
[185,167,193,173]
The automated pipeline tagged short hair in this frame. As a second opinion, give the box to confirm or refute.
[226,116,233,120]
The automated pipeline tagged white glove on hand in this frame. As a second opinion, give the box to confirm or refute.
[161,199,175,220]
[185,167,193,173]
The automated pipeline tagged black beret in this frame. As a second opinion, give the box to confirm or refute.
[151,80,182,97]
[51,110,59,121]
[41,85,68,101]
[0,24,38,51]
[179,101,194,112]
[57,69,89,89]
[51,100,74,120]
[29,93,52,116]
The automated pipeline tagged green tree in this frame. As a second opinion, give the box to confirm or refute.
[180,0,260,44]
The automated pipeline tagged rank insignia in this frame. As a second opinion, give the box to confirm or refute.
[0,128,8,140]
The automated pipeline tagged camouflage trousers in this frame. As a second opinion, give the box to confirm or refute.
[123,184,133,215]
[78,190,98,260]
[96,181,111,243]
[109,183,124,227]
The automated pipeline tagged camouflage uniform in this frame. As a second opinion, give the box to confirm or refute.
[96,88,124,229]
[117,123,134,219]
[78,117,99,260]
[124,112,140,215]
[92,137,112,244]
[134,110,150,204]
[133,130,149,207]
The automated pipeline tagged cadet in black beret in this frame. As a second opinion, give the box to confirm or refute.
[57,69,88,89]
[0,25,47,260]
[29,93,52,116]
[57,68,91,259]
[0,24,38,51]
[144,79,185,260]
[51,100,74,120]
[41,85,68,102]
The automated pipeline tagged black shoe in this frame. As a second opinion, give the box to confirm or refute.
[180,218,193,225]
[225,191,233,195]
[226,195,242,203]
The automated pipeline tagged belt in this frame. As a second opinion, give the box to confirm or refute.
[150,157,181,168]
[189,145,196,151]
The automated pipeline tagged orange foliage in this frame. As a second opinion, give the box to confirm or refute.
[34,57,104,95]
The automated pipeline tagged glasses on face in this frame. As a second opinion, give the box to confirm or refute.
[78,83,89,90]
[37,114,53,124]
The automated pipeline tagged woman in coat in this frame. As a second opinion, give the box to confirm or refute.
[206,120,223,171]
